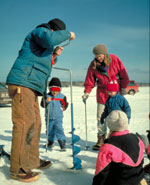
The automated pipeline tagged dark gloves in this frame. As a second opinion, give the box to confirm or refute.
[100,118,105,125]
[136,132,149,149]
[146,130,150,143]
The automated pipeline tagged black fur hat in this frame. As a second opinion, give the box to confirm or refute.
[48,18,66,31]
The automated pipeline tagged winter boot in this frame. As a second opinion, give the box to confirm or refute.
[10,171,40,182]
[37,159,52,169]
[58,140,66,151]
[92,134,106,151]
[44,140,54,149]
[48,140,54,148]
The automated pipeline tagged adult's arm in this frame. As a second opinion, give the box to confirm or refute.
[116,56,130,89]
[32,27,71,49]
[84,61,96,94]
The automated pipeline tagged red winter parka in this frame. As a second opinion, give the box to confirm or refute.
[84,54,129,104]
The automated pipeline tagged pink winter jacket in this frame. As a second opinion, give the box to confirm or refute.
[84,54,130,104]
[93,130,145,185]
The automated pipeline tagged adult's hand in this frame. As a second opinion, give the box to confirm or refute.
[82,93,89,103]
[70,32,75,40]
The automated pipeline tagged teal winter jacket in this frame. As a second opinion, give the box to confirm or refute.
[6,26,70,95]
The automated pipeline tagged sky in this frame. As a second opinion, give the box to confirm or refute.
[0,0,149,83]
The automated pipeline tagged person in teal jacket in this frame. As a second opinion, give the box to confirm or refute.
[6,18,75,182]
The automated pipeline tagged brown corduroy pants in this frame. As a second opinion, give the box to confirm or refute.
[8,85,41,176]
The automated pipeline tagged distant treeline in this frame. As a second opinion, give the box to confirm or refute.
[61,81,84,87]
[138,83,150,87]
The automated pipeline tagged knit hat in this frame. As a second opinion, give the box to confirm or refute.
[106,110,128,132]
[107,76,119,92]
[93,44,108,55]
[48,18,66,31]
[49,77,61,92]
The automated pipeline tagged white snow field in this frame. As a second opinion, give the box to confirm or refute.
[0,86,149,185]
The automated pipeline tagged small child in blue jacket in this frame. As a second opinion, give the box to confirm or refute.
[100,76,131,126]
[41,77,68,151]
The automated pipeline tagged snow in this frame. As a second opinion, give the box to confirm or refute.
[0,86,149,185]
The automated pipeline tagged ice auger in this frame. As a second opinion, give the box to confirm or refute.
[53,67,82,170]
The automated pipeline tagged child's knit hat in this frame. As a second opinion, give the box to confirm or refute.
[107,76,119,92]
[49,77,61,92]
[106,110,128,132]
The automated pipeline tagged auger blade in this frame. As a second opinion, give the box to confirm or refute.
[72,146,81,156]
[72,135,80,143]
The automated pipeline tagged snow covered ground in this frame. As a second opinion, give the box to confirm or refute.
[0,86,149,185]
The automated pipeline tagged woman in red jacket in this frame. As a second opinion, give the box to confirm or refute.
[82,44,129,150]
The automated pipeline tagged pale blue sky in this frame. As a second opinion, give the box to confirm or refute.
[0,0,149,83]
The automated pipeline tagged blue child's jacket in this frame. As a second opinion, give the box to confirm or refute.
[101,92,131,122]
[46,93,67,120]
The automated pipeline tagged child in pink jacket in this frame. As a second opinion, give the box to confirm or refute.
[92,110,147,185]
